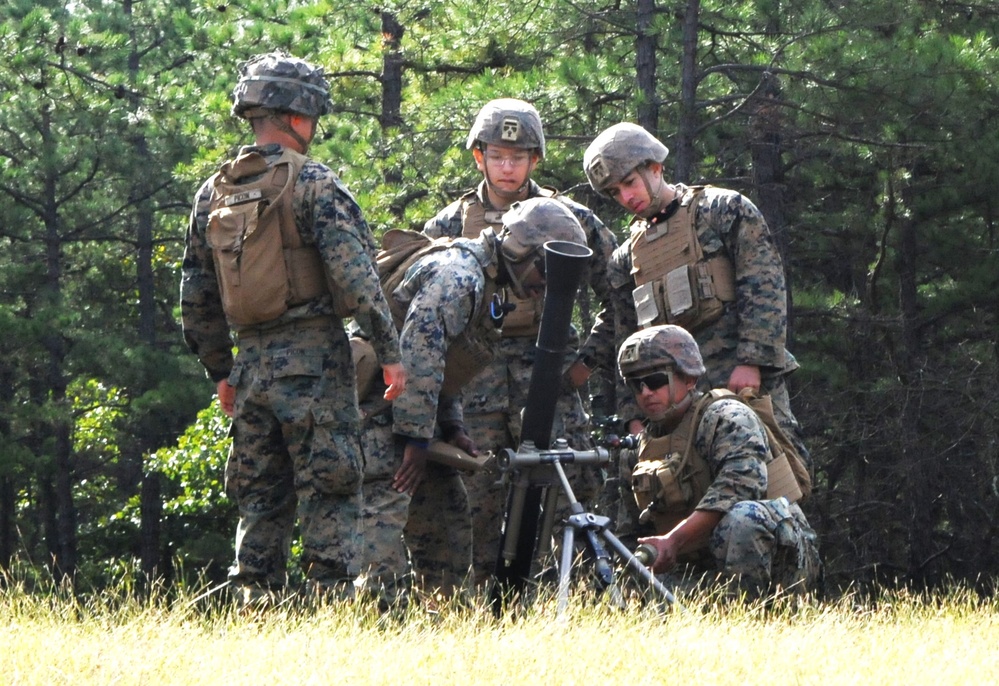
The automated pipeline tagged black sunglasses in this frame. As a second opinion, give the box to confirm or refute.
[626,371,673,394]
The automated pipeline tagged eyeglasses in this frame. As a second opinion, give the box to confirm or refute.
[485,151,532,167]
[625,371,673,395]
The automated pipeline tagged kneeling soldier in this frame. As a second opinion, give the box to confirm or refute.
[617,325,821,597]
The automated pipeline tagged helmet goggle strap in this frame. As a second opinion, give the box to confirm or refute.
[244,107,312,153]
[503,248,545,299]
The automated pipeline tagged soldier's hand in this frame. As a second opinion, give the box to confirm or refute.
[216,379,235,418]
[382,362,407,401]
[637,535,678,574]
[728,364,761,394]
[448,428,479,456]
[393,440,429,495]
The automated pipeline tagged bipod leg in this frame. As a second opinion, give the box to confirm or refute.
[560,508,626,610]
[548,456,683,613]
[600,527,684,613]
[548,459,621,614]
[556,516,576,617]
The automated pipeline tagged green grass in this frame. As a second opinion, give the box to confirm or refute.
[2,576,998,685]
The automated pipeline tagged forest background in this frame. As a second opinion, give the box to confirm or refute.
[1,0,997,597]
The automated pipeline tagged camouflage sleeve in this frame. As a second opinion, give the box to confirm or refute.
[298,162,401,366]
[694,399,769,514]
[391,251,483,439]
[422,199,465,239]
[580,238,631,372]
[700,188,787,368]
[436,393,465,429]
[562,199,619,371]
[180,178,235,382]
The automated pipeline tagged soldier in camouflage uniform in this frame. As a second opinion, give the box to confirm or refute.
[180,51,406,607]
[583,123,809,467]
[358,197,588,605]
[421,99,619,587]
[618,326,820,596]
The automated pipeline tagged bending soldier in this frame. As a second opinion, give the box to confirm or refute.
[358,197,588,606]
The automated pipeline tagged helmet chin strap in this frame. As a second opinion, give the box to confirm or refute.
[500,251,536,300]
[636,165,666,219]
[484,168,531,203]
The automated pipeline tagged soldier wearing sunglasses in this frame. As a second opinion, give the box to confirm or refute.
[615,325,821,598]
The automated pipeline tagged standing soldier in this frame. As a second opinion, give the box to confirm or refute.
[583,123,808,465]
[357,197,588,607]
[422,98,618,587]
[181,51,405,608]
[618,325,820,597]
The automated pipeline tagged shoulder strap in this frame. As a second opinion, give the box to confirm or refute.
[697,388,812,500]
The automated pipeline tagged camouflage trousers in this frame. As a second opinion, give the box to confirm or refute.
[356,408,412,608]
[405,461,473,598]
[710,497,822,595]
[357,407,473,604]
[225,320,363,599]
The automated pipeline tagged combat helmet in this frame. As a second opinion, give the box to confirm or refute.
[499,197,586,265]
[583,123,669,195]
[467,98,546,160]
[231,51,332,119]
[617,325,706,379]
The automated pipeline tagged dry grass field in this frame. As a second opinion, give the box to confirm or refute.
[3,573,998,686]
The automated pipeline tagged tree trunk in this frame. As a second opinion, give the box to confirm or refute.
[635,0,658,134]
[749,73,793,339]
[41,105,77,583]
[380,10,405,132]
[125,0,165,584]
[675,0,701,183]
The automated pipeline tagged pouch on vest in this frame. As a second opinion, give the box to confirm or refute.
[736,389,812,500]
[442,327,498,395]
[630,423,712,535]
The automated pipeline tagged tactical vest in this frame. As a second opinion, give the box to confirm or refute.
[370,229,501,398]
[206,147,348,329]
[630,186,736,333]
[459,187,559,338]
[630,389,811,535]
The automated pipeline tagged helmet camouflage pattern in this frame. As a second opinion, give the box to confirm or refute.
[617,325,706,379]
[466,98,546,160]
[499,197,586,264]
[231,51,332,119]
[583,122,669,194]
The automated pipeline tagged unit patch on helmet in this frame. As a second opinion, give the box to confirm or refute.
[501,117,521,142]
[588,157,610,185]
[619,339,641,366]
